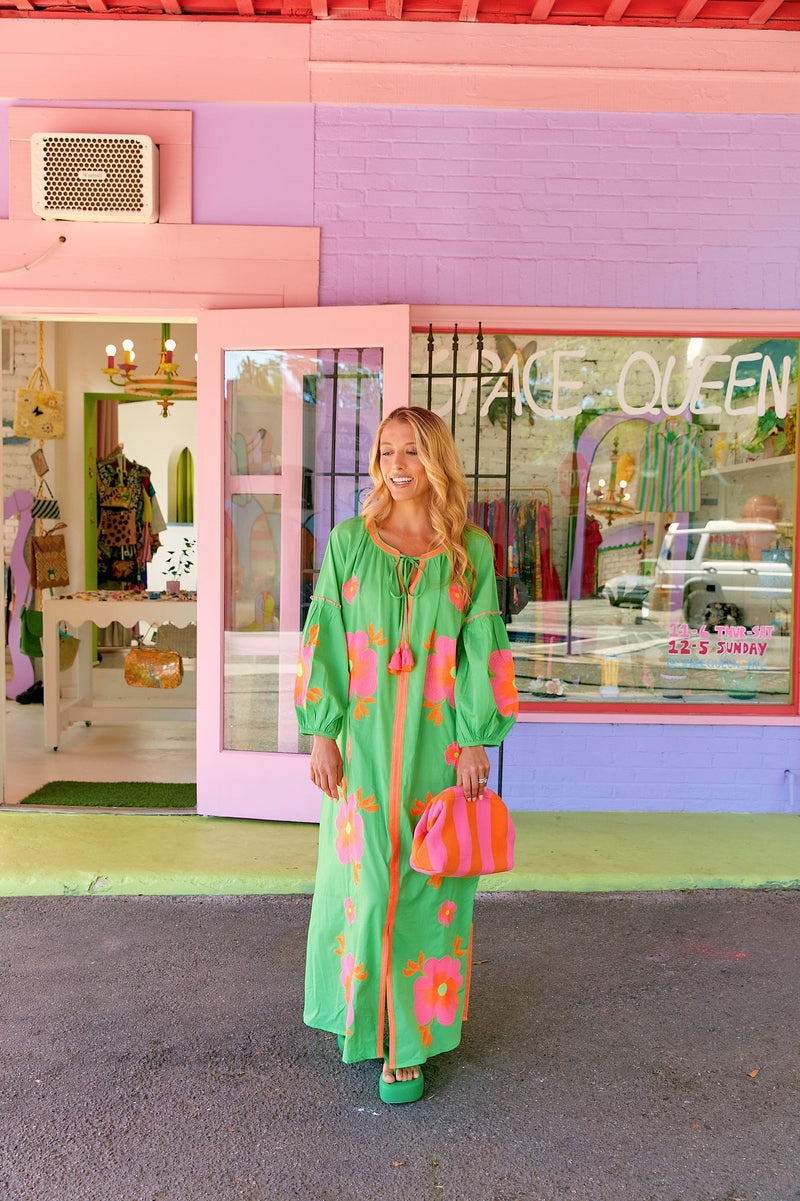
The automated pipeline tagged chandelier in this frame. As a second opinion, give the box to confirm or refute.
[102,322,197,417]
[587,437,637,525]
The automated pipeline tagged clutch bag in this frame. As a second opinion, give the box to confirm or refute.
[409,785,515,878]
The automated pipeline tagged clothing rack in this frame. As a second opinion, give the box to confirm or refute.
[476,484,553,506]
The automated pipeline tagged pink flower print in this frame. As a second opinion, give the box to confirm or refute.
[488,648,519,717]
[444,742,461,767]
[338,948,367,1032]
[412,955,463,1029]
[344,898,356,926]
[347,628,383,720]
[423,631,457,725]
[438,901,457,928]
[424,634,457,705]
[343,576,360,604]
[448,584,467,612]
[335,793,364,870]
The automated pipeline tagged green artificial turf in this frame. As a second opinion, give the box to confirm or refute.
[19,781,196,809]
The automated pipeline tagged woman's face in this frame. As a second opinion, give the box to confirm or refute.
[379,419,430,505]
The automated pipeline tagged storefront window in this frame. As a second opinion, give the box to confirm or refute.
[411,328,798,709]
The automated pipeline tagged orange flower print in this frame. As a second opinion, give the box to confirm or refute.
[295,625,322,708]
[423,630,457,725]
[344,898,356,926]
[347,624,386,720]
[448,584,467,612]
[343,576,360,604]
[488,648,519,717]
[438,901,457,927]
[444,742,461,767]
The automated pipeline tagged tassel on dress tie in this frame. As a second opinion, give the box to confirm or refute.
[387,554,421,675]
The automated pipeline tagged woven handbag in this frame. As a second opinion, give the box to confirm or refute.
[124,646,184,690]
[409,785,515,878]
[30,532,69,590]
[13,363,65,441]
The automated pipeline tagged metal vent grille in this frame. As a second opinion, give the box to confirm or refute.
[30,132,160,223]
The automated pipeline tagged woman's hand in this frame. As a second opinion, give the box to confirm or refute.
[310,735,344,799]
[457,745,491,802]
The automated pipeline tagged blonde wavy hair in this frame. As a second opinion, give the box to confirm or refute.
[362,406,476,599]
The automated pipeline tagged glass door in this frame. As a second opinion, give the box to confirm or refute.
[196,306,411,821]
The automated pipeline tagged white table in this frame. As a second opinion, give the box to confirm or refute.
[43,592,198,750]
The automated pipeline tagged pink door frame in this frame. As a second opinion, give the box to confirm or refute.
[195,305,411,822]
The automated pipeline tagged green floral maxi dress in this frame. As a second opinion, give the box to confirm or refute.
[295,516,518,1069]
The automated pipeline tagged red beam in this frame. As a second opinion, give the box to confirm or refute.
[749,0,782,19]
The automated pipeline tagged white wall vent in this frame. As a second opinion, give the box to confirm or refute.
[30,132,160,223]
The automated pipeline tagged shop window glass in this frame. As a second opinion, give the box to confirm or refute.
[411,328,798,709]
[222,347,383,754]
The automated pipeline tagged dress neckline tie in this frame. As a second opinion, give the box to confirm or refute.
[387,554,422,674]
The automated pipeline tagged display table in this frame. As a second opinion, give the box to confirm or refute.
[43,591,198,750]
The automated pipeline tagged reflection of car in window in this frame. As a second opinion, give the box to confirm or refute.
[642,520,792,628]
[602,562,656,608]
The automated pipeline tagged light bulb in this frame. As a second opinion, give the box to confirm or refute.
[618,479,628,489]
[164,339,177,352]
[105,344,116,357]
[598,479,606,488]
[122,339,134,351]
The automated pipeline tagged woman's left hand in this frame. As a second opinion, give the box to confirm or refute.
[457,745,491,802]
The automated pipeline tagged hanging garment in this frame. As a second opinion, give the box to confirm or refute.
[635,420,703,514]
[96,452,163,591]
[295,518,518,1070]
[582,516,603,597]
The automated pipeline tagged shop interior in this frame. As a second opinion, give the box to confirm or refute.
[3,317,197,805]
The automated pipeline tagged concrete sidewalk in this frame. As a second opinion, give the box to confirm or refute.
[0,890,797,1201]
[1,809,799,895]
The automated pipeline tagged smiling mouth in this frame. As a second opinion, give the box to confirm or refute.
[390,476,413,485]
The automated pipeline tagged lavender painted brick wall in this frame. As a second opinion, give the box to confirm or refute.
[192,104,314,227]
[314,105,800,310]
[314,104,800,814]
[500,724,800,814]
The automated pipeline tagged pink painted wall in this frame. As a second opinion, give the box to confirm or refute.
[315,106,800,310]
[0,104,8,221]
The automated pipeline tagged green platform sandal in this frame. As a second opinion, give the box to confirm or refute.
[379,1066,424,1105]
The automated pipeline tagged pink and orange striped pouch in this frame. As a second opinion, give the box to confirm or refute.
[409,786,515,878]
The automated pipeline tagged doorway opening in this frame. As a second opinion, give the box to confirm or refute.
[2,316,197,807]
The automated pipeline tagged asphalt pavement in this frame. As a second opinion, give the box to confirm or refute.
[1,890,798,1201]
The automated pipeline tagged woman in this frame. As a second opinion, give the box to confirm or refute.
[294,406,518,1103]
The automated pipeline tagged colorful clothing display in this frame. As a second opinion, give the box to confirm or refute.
[96,450,165,591]
[469,497,562,604]
[635,420,703,514]
[295,516,518,1069]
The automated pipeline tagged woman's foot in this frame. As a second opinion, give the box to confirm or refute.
[382,1062,420,1085]
[379,1061,424,1104]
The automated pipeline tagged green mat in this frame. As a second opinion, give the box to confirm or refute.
[19,781,197,809]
